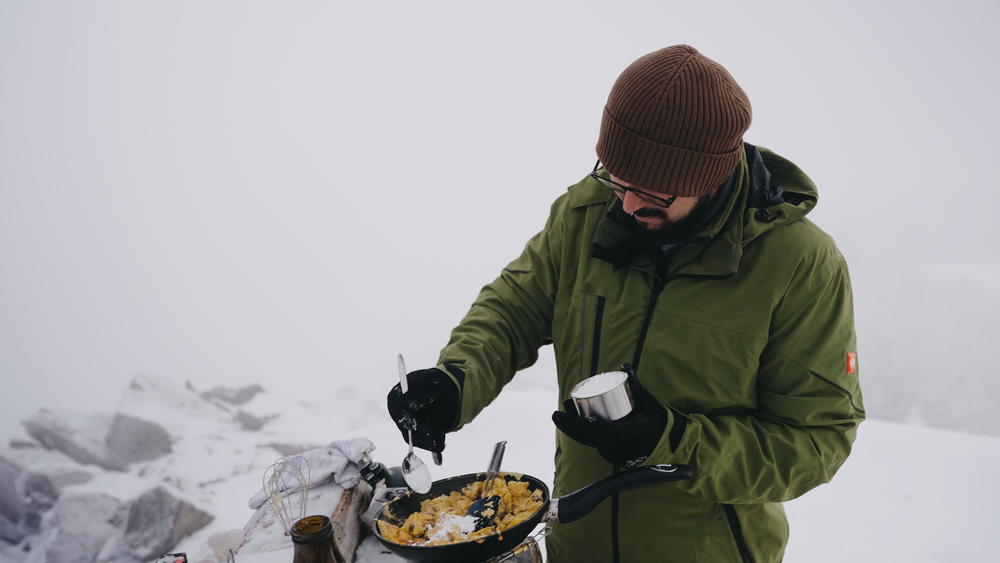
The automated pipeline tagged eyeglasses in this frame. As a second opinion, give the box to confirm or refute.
[590,160,677,208]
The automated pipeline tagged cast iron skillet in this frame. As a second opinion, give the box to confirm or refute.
[373,464,691,563]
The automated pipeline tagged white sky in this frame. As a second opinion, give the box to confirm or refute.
[2,0,999,441]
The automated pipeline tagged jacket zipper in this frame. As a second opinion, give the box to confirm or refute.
[622,275,757,563]
[597,223,734,560]
[631,278,665,372]
[586,295,620,561]
[611,465,621,563]
[590,296,606,376]
[610,278,665,563]
[723,504,756,563]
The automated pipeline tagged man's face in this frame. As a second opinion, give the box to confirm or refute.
[610,173,717,236]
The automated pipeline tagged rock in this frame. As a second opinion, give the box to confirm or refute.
[116,373,235,441]
[21,410,124,471]
[199,385,264,406]
[123,487,213,561]
[235,410,267,431]
[95,534,143,563]
[32,493,121,563]
[9,439,41,450]
[0,460,23,525]
[0,460,54,542]
[0,447,94,493]
[0,460,28,544]
[20,474,58,515]
[105,414,173,465]
[0,514,29,546]
[18,473,58,534]
[108,501,131,529]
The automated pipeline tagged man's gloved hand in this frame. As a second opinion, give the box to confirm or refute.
[552,363,670,468]
[386,367,461,454]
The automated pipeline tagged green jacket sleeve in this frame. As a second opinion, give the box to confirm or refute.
[647,256,864,504]
[434,197,565,429]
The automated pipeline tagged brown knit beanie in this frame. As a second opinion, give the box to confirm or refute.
[596,45,752,197]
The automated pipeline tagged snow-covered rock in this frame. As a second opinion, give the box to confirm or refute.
[200,386,265,407]
[123,487,212,561]
[0,375,232,560]
[18,473,57,534]
[0,373,397,563]
[104,414,172,466]
[233,411,268,432]
[0,446,95,493]
[21,412,123,472]
[0,460,28,544]
[94,534,141,563]
[115,374,237,441]
[25,493,120,563]
[0,460,58,544]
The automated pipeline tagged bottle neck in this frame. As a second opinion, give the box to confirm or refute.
[291,516,339,563]
[291,515,333,544]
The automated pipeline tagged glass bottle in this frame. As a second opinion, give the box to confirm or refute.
[291,515,341,563]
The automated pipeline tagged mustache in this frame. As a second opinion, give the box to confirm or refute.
[632,208,667,220]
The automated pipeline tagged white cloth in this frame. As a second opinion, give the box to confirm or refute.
[248,437,375,509]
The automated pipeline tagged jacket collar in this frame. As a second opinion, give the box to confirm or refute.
[589,142,818,279]
[590,145,754,279]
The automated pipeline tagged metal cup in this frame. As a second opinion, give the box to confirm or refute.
[570,371,634,421]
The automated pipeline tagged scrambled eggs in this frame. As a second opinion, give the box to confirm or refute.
[378,474,545,546]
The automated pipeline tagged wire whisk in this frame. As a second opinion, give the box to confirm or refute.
[262,455,312,536]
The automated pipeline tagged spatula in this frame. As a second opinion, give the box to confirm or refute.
[467,440,506,530]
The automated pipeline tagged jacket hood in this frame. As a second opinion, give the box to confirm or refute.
[587,143,819,278]
[741,143,818,242]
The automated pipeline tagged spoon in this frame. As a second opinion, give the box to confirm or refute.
[398,354,433,494]
[467,440,506,530]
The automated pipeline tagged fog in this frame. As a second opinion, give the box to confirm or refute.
[2,1,999,442]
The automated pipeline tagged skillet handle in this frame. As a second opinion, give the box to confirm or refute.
[554,464,691,524]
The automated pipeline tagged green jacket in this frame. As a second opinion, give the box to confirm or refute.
[435,145,864,562]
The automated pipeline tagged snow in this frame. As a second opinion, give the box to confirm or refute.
[1,371,999,563]
[783,419,998,562]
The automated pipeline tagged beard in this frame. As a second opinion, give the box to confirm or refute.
[633,191,718,244]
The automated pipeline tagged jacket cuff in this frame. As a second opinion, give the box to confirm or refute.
[644,404,699,467]
[436,362,466,432]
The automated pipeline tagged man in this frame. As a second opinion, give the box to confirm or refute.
[387,45,864,562]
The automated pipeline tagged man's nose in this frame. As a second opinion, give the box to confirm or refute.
[621,191,651,215]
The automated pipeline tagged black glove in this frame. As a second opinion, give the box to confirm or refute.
[386,366,462,453]
[552,363,671,468]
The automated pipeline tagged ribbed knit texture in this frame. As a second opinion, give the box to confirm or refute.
[596,45,752,197]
